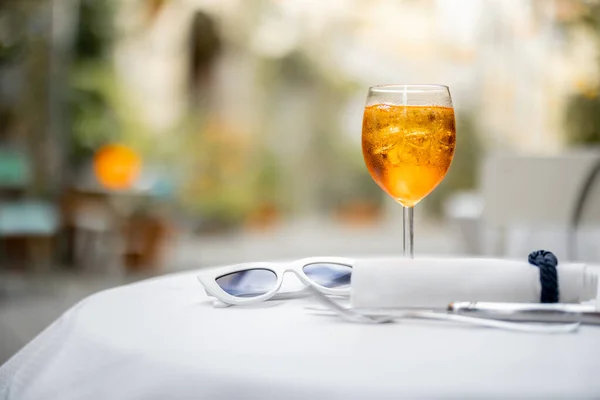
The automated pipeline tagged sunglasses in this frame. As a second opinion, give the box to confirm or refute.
[197,257,354,306]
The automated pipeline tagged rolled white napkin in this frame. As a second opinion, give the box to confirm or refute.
[351,258,598,309]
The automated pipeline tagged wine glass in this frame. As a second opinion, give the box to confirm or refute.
[362,85,456,258]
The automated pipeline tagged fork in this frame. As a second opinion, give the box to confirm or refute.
[305,285,580,334]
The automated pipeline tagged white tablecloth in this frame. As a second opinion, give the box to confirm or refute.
[2,268,600,399]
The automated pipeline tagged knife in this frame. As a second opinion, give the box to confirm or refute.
[448,301,600,325]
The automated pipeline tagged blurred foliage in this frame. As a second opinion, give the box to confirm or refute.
[69,0,118,156]
[0,2,30,66]
[69,1,173,165]
[69,0,116,166]
[560,0,600,33]
[179,120,281,229]
[321,123,384,211]
[68,71,117,166]
[564,92,600,145]
[0,1,54,195]
[560,1,600,145]
[74,0,114,61]
[0,33,25,66]
[69,65,155,166]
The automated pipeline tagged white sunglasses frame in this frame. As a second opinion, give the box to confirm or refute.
[197,257,354,306]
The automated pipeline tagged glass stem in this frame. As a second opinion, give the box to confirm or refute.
[403,206,414,258]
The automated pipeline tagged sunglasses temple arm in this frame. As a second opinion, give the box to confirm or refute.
[270,288,312,300]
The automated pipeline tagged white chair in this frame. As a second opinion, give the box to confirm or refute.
[444,151,600,262]
[481,151,600,262]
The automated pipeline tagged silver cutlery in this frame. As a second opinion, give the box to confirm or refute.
[448,301,600,324]
[305,285,581,334]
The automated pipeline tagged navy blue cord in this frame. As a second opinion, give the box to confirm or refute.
[528,250,559,303]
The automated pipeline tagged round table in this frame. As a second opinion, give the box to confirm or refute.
[1,269,600,399]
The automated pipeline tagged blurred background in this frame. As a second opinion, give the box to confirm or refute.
[2,0,600,361]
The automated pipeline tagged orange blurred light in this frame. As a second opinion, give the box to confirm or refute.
[93,144,142,190]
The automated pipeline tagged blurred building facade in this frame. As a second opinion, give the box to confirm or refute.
[2,0,600,232]
[106,0,599,224]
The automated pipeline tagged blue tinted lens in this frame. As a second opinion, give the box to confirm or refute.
[216,269,277,298]
[303,263,352,288]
